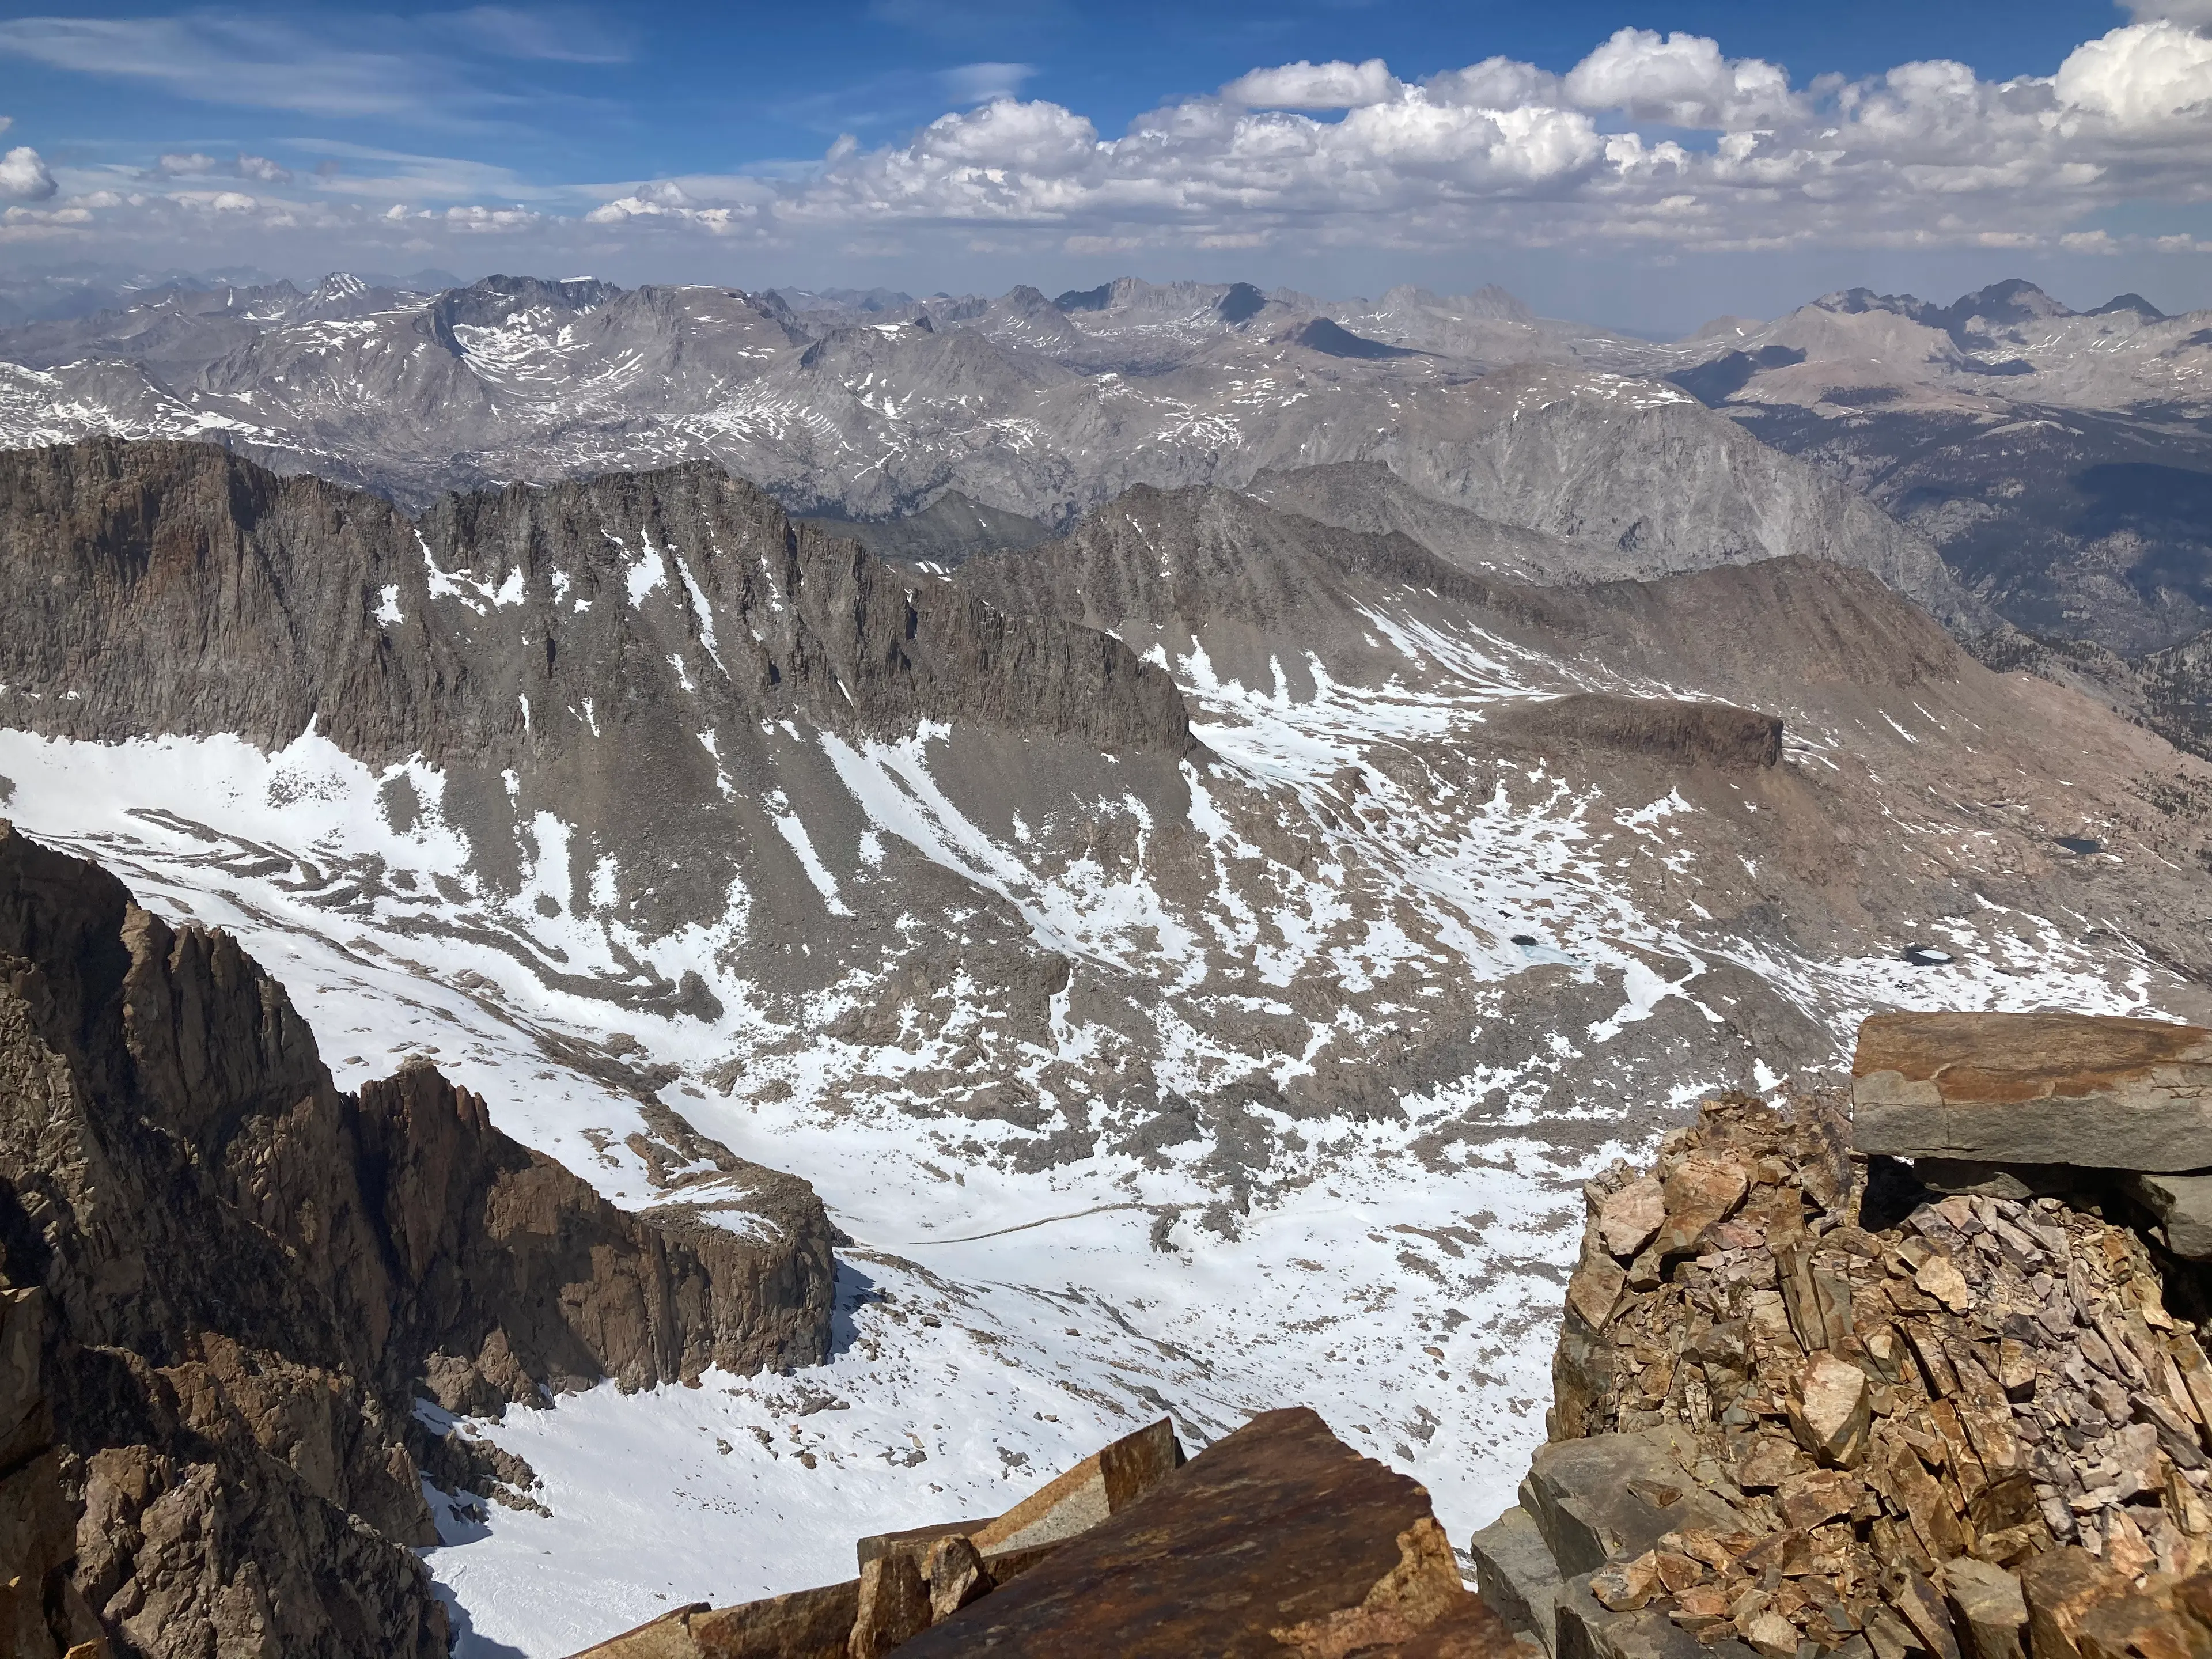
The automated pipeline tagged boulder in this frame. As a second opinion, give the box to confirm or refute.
[892,1407,1517,1657]
[2122,1170,2212,1259]
[1553,1574,1757,1659]
[1851,1012,2212,1172]
[1469,1504,1566,1652]
[1596,1179,1666,1260]
[1651,1156,1748,1257]
[1519,1429,1750,1578]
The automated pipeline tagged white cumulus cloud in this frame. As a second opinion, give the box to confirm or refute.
[10,20,2212,275]
[1222,58,1402,109]
[2055,20,2212,124]
[0,144,55,200]
[2122,0,2212,26]
[1563,28,1801,128]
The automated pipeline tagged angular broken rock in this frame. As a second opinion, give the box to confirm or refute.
[1522,1427,1749,1579]
[2121,1171,2212,1260]
[1599,1177,1668,1260]
[923,1535,992,1624]
[1941,1558,2028,1659]
[2019,1546,2130,1659]
[1851,1012,2212,1172]
[849,1550,930,1658]
[1567,1256,1628,1331]
[1787,1354,1870,1468]
[1774,1468,1862,1531]
[1652,1156,1749,1258]
[1914,1252,1972,1314]
[1743,1611,1801,1658]
[1734,1438,1810,1493]
[967,1415,1183,1556]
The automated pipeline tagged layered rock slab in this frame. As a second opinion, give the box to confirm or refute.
[1851,1012,2212,1171]
[899,1407,1516,1658]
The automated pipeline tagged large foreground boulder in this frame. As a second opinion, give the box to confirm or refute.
[579,1409,1521,1658]
[901,1407,1514,1657]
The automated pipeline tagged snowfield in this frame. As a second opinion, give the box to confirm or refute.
[0,603,2192,1656]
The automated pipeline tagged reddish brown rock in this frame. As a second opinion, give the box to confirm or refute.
[895,1408,1510,1658]
[1851,1011,2212,1171]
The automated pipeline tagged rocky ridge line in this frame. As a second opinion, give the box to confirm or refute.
[0,822,836,1659]
[0,436,1190,766]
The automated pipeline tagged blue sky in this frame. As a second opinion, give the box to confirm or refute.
[2,1,2209,329]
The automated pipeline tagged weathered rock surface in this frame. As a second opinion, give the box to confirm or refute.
[1853,1012,2212,1171]
[1502,1071,2212,1659]
[0,821,835,1657]
[577,1408,1520,1659]
[901,1407,1513,1658]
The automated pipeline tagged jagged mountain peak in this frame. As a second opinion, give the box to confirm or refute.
[2090,291,2167,320]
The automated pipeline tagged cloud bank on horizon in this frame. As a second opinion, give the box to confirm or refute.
[2,4,2210,310]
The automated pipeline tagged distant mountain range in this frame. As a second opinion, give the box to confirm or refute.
[3,267,2204,759]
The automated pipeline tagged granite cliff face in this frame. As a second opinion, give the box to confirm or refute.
[0,821,835,1658]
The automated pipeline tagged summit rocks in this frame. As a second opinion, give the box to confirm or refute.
[1481,1014,2212,1659]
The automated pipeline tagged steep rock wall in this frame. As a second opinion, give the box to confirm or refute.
[0,821,836,1658]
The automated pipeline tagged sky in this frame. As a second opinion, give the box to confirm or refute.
[1,0,2210,332]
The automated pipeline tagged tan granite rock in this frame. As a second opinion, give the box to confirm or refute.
[1597,1179,1667,1260]
[1788,1354,1870,1469]
[1652,1155,1748,1257]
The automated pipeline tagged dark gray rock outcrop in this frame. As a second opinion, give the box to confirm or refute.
[0,437,1188,766]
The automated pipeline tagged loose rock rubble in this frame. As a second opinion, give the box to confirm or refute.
[1481,1069,2212,1659]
